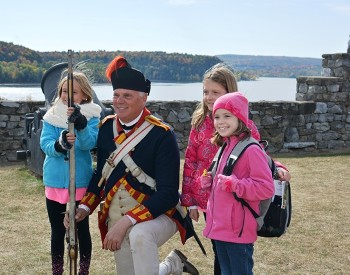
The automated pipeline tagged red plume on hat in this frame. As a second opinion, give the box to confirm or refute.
[105,56,130,82]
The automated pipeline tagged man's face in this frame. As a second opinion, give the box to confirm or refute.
[112,89,147,123]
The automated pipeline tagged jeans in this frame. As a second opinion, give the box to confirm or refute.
[203,212,221,275]
[214,240,254,275]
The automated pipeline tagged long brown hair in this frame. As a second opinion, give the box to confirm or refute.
[192,63,238,130]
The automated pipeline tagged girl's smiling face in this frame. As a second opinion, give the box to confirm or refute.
[214,108,240,137]
[203,79,227,112]
[60,81,85,105]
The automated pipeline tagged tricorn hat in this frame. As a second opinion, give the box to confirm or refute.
[106,56,151,94]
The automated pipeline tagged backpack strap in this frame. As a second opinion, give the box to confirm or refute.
[212,136,275,219]
[233,194,260,218]
[208,136,276,181]
[224,137,263,218]
[222,137,260,175]
[224,137,276,179]
[208,142,227,175]
[208,137,258,177]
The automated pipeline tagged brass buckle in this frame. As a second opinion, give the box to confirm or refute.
[131,167,142,177]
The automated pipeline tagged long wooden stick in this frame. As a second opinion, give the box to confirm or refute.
[67,49,78,275]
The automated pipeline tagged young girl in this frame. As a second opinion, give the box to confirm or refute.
[181,63,291,275]
[181,64,237,220]
[40,70,101,275]
[201,92,275,275]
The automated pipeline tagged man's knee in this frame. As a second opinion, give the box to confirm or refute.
[129,223,153,248]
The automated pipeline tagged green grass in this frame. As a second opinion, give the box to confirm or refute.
[1,155,350,275]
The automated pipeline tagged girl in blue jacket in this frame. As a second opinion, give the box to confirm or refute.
[40,70,101,275]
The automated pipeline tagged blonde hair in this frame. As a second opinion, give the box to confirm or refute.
[56,70,94,104]
[192,63,238,129]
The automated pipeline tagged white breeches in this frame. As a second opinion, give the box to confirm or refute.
[108,184,178,275]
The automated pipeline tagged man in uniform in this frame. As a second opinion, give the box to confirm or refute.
[72,56,198,275]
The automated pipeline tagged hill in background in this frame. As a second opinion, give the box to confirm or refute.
[0,41,322,84]
[218,54,322,78]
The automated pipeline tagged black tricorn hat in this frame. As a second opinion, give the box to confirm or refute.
[111,66,151,95]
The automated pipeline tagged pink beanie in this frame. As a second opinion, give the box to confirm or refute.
[213,92,249,126]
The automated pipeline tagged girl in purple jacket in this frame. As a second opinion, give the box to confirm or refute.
[201,92,275,275]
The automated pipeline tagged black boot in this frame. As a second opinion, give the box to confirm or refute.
[52,254,64,275]
[78,253,91,275]
[173,249,199,275]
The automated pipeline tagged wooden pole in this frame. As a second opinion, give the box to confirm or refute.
[67,49,78,275]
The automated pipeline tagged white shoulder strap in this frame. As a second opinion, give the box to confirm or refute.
[98,120,154,186]
[122,154,156,189]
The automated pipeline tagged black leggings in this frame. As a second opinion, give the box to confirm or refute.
[46,198,92,258]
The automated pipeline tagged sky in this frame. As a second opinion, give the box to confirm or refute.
[1,0,350,58]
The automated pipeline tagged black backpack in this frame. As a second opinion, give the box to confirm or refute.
[209,136,292,237]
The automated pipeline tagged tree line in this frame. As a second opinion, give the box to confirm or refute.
[1,41,253,84]
[0,41,321,84]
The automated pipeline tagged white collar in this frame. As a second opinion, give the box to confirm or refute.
[119,111,143,127]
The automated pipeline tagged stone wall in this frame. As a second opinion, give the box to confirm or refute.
[1,94,349,166]
[0,101,33,164]
[1,43,350,165]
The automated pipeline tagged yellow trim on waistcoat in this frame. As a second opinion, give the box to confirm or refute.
[98,176,151,228]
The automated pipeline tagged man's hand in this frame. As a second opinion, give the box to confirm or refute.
[103,216,133,251]
[75,207,89,222]
[63,208,89,229]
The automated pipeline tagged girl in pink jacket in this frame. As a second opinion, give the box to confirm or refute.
[181,63,290,274]
[202,92,275,275]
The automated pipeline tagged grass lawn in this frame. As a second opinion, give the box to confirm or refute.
[0,154,349,274]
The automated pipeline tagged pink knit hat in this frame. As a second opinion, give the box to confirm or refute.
[213,92,249,126]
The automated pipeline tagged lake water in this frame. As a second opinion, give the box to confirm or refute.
[0,77,297,102]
